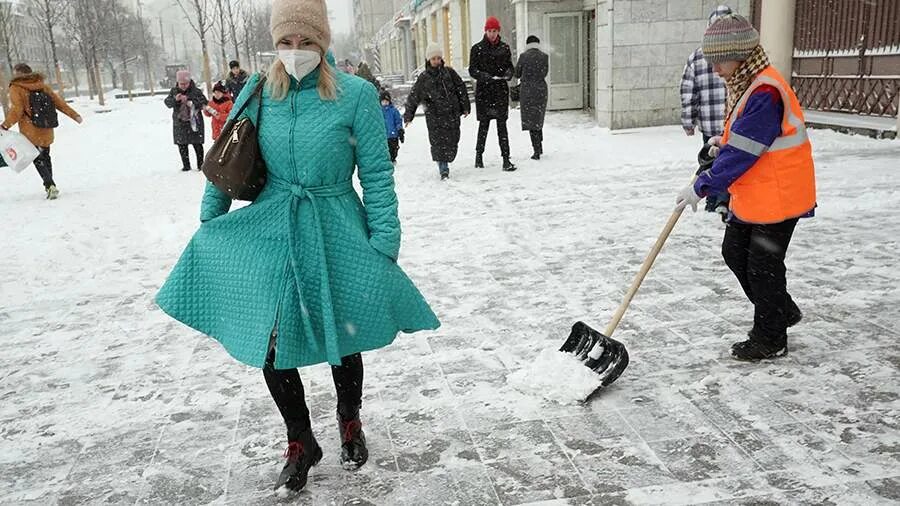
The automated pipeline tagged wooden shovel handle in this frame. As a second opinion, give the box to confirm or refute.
[603,204,686,337]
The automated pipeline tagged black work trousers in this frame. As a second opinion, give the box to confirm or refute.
[721,218,800,343]
[529,129,543,155]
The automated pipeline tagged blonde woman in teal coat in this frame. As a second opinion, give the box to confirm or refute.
[156,0,439,494]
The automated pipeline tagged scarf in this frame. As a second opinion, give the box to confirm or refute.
[724,45,771,120]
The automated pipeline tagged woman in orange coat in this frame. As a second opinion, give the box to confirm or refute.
[203,81,234,140]
[1,63,82,199]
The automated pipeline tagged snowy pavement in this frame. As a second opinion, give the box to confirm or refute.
[1,97,898,505]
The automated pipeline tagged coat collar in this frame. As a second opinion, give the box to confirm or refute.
[525,42,541,51]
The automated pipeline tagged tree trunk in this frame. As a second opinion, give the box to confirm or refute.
[0,65,8,111]
[200,36,213,95]
[93,49,105,106]
[83,53,95,99]
[67,53,80,97]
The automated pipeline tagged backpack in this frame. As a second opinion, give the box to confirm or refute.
[28,90,59,129]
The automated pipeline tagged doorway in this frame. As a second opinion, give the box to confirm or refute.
[545,12,584,110]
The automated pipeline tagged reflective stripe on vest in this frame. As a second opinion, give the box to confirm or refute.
[723,66,817,224]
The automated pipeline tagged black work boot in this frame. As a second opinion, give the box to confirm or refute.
[337,407,368,470]
[786,302,803,328]
[731,333,788,362]
[475,153,484,168]
[274,428,323,493]
[502,157,517,171]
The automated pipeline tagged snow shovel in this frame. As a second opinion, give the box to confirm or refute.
[560,201,688,395]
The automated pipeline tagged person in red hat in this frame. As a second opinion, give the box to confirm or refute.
[468,15,517,171]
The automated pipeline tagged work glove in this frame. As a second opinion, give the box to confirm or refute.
[707,135,722,158]
[675,183,702,212]
[398,129,405,143]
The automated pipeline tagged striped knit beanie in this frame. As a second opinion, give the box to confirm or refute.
[702,14,759,64]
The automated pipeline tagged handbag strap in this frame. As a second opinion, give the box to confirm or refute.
[232,75,267,122]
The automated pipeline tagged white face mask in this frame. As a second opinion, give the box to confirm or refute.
[278,49,321,82]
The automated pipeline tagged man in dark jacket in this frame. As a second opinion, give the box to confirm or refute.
[225,60,249,98]
[468,16,516,171]
[164,70,208,171]
[516,35,549,160]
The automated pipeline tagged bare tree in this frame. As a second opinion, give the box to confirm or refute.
[29,0,69,95]
[0,0,20,74]
[213,0,228,78]
[223,0,241,66]
[65,0,108,105]
[0,1,17,109]
[240,0,271,72]
[174,0,214,94]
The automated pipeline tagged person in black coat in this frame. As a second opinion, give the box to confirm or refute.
[516,35,549,160]
[164,70,208,171]
[404,43,470,181]
[468,16,516,171]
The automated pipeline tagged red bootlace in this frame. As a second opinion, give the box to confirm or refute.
[283,441,303,462]
[341,419,361,443]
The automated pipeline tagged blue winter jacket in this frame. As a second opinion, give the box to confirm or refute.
[382,104,403,139]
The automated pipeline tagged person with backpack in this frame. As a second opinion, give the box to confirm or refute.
[164,70,208,171]
[203,81,233,141]
[380,90,403,164]
[1,63,82,199]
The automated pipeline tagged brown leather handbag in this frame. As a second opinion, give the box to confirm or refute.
[201,77,267,201]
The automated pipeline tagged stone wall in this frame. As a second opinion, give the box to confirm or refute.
[596,0,752,129]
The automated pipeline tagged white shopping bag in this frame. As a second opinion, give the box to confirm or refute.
[0,129,40,173]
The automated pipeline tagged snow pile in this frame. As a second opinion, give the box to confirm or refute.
[507,348,604,405]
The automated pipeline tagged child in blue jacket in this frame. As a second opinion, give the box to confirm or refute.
[381,90,404,164]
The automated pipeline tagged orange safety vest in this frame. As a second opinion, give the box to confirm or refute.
[722,65,817,224]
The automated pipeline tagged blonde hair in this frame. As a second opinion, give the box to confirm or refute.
[266,48,338,101]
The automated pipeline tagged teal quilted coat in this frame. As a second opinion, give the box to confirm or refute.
[156,67,440,369]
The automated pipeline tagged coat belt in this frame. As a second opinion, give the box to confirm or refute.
[267,176,354,365]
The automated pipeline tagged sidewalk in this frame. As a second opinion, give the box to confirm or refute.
[0,104,898,505]
[804,109,898,138]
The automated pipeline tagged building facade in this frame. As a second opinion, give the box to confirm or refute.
[365,0,732,129]
[360,0,900,132]
[353,0,407,72]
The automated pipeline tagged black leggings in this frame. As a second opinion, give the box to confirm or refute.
[33,147,54,188]
[178,143,204,169]
[263,346,364,438]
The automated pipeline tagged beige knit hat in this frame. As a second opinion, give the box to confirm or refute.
[425,42,443,60]
[270,0,331,51]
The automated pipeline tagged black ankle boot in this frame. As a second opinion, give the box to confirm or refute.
[502,157,517,171]
[475,154,484,168]
[337,410,368,470]
[731,335,788,362]
[274,428,323,493]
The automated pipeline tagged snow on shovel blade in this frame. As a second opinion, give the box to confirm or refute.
[559,321,630,389]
